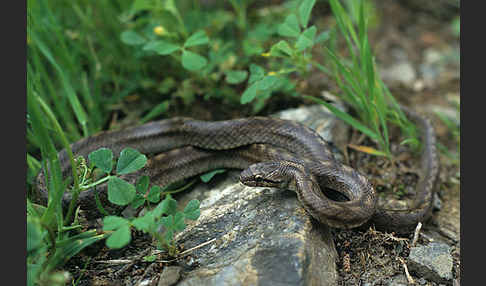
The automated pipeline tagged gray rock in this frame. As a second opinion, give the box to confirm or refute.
[158,266,182,286]
[380,61,417,86]
[169,104,346,286]
[419,48,460,88]
[408,242,453,283]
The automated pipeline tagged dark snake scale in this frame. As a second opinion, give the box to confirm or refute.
[34,106,439,232]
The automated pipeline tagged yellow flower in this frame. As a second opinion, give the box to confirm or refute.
[267,71,277,76]
[261,52,271,57]
[153,26,166,36]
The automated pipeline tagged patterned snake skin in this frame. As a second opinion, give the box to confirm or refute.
[34,107,439,232]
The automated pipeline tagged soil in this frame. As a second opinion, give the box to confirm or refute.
[62,1,460,285]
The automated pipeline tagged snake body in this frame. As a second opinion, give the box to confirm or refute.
[34,107,439,232]
[371,107,440,232]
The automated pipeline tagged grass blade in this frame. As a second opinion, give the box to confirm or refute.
[32,34,89,137]
[304,95,380,141]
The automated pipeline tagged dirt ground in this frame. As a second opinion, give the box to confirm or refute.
[64,1,460,285]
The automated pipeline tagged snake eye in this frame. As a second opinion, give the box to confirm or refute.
[254,175,263,182]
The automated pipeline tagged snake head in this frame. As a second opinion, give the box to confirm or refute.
[239,162,289,189]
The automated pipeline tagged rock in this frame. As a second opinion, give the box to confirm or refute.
[158,266,182,286]
[380,61,417,86]
[419,48,460,88]
[408,242,453,283]
[168,104,347,286]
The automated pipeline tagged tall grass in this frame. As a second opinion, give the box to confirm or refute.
[310,0,419,157]
[27,0,144,151]
[27,71,107,286]
[27,1,114,284]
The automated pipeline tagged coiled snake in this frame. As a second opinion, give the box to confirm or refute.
[34,106,439,232]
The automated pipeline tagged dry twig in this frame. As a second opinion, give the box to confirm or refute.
[398,257,415,284]
[411,222,422,247]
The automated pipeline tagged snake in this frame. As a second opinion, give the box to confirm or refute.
[371,106,440,232]
[34,106,439,232]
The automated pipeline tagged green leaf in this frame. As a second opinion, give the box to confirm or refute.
[106,225,131,249]
[243,39,263,56]
[181,50,208,71]
[88,148,113,174]
[161,214,173,228]
[183,199,200,220]
[116,148,147,175]
[299,0,316,28]
[240,83,258,104]
[225,70,248,84]
[27,217,45,253]
[200,169,226,183]
[130,0,153,14]
[154,194,177,217]
[103,216,130,231]
[147,186,162,203]
[107,177,136,206]
[136,175,150,194]
[278,14,300,37]
[184,30,209,47]
[173,212,186,231]
[130,194,146,209]
[161,212,185,231]
[131,212,154,232]
[158,10,183,34]
[270,40,293,57]
[120,30,146,45]
[163,228,174,243]
[248,64,265,84]
[143,255,157,262]
[143,40,180,55]
[257,76,279,91]
[315,31,331,44]
[295,26,317,51]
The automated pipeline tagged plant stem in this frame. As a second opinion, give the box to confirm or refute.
[79,175,112,191]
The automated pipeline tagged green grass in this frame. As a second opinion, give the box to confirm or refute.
[27,0,149,150]
[320,0,419,157]
[27,68,107,286]
[28,3,132,282]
